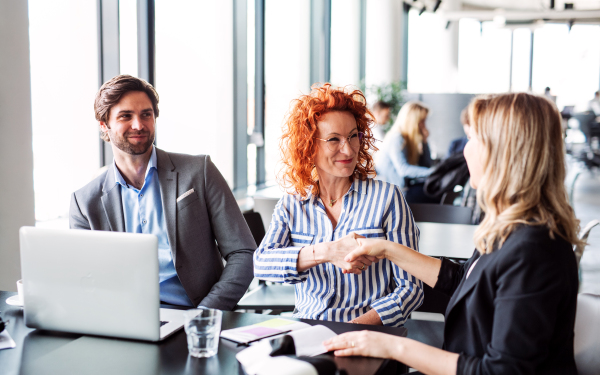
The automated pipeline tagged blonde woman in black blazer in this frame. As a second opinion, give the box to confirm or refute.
[324,93,583,375]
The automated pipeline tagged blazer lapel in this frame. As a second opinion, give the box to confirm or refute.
[446,252,493,313]
[156,148,178,263]
[101,166,125,232]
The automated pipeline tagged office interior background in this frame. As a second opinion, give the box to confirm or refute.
[1,0,599,292]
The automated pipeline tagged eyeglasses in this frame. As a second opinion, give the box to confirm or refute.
[314,132,364,152]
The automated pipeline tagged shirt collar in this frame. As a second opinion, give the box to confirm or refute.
[299,178,367,204]
[113,146,157,188]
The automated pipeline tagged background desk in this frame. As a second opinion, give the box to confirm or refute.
[0,291,409,375]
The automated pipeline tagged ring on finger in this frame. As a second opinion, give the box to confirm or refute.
[361,263,365,270]
[351,341,355,348]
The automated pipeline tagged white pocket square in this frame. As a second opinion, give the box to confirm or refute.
[177,188,195,202]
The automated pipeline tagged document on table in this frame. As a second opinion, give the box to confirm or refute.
[236,325,337,375]
[221,318,311,345]
[0,330,16,350]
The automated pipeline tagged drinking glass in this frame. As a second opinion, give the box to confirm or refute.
[183,308,222,358]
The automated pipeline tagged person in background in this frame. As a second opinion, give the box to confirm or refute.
[371,100,392,142]
[324,93,581,374]
[253,84,423,327]
[375,101,435,203]
[447,107,470,156]
[588,91,600,116]
[70,75,256,310]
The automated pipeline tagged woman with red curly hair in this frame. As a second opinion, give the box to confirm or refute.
[253,84,423,327]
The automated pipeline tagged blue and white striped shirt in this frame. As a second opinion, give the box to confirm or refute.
[253,178,423,327]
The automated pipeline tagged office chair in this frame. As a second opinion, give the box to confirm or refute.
[574,293,600,375]
[242,210,266,247]
[409,203,473,225]
[575,219,599,269]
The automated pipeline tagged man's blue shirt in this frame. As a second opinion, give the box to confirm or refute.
[113,146,194,307]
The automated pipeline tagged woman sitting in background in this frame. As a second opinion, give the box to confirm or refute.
[375,101,435,203]
[253,84,423,327]
[325,93,582,374]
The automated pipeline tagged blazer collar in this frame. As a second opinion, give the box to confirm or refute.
[156,148,178,262]
[445,251,493,314]
[100,167,125,232]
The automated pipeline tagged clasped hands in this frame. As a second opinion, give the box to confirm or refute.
[327,233,388,275]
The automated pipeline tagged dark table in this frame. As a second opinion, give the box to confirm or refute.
[0,291,411,375]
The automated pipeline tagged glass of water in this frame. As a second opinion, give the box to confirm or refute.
[183,308,223,358]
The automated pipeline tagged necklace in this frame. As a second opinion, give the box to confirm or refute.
[322,182,352,207]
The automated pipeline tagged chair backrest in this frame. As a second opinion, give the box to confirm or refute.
[572,111,596,140]
[440,190,462,205]
[243,211,266,247]
[565,163,583,208]
[574,293,600,375]
[253,196,279,233]
[575,219,600,268]
[409,203,473,225]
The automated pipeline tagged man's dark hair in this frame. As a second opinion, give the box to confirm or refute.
[94,75,159,142]
[372,100,392,111]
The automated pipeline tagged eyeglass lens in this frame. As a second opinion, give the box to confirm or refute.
[326,132,363,151]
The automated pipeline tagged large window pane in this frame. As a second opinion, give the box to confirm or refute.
[28,0,99,222]
[510,28,532,92]
[119,0,138,77]
[408,9,461,93]
[457,19,512,94]
[532,24,600,110]
[264,0,310,184]
[330,0,361,87]
[155,1,234,185]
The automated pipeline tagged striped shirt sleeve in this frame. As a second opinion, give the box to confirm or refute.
[370,185,424,326]
[253,196,310,284]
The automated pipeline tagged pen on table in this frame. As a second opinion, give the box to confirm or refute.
[237,330,293,347]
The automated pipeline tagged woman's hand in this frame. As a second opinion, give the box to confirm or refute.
[321,233,378,275]
[323,331,401,359]
[344,237,388,264]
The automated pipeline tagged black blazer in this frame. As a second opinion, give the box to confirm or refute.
[434,225,578,374]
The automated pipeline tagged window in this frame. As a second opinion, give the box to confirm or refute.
[532,24,600,110]
[330,0,361,87]
[457,18,512,94]
[263,0,310,184]
[155,1,234,185]
[29,0,99,222]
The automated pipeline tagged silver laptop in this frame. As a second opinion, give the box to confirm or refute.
[19,227,186,341]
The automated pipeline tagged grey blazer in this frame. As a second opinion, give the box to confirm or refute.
[69,148,256,310]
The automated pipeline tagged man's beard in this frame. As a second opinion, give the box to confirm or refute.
[108,129,155,155]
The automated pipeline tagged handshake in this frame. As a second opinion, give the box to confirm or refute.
[317,233,389,275]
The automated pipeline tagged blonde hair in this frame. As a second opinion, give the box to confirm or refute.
[388,101,429,165]
[470,93,583,254]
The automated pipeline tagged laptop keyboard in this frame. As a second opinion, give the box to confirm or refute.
[160,321,169,327]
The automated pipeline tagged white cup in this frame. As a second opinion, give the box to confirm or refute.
[16,279,24,304]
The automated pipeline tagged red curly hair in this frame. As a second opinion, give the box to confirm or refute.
[278,83,378,199]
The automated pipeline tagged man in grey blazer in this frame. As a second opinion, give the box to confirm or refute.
[70,75,256,310]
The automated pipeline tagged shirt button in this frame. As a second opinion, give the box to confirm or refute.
[140,193,144,197]
[142,220,147,225]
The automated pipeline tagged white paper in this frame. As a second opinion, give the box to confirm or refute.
[288,325,337,357]
[0,330,16,350]
[221,319,310,344]
[236,325,338,375]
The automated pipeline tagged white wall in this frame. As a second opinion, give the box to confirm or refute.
[0,1,36,291]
